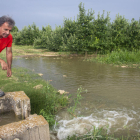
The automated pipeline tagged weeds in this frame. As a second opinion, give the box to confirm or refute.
[67,86,85,118]
[66,125,140,140]
[87,50,140,67]
[66,126,115,140]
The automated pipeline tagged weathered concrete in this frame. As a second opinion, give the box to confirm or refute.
[0,91,50,140]
[0,114,50,140]
[0,91,31,119]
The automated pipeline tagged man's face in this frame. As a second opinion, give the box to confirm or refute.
[0,22,12,38]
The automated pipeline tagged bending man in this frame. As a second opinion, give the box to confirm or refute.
[0,16,15,97]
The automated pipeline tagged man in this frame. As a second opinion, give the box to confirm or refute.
[0,16,15,97]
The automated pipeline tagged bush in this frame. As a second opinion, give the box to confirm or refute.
[12,2,140,54]
[14,23,40,45]
[34,25,52,48]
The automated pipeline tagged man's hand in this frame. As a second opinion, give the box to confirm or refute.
[0,59,12,77]
[0,60,8,70]
[7,68,12,77]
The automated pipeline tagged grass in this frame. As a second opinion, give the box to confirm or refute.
[0,67,69,127]
[12,43,70,57]
[66,126,140,140]
[87,50,140,68]
[0,43,70,60]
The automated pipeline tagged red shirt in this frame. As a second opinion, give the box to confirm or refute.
[0,34,13,53]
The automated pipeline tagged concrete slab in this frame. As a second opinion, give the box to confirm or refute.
[0,114,50,140]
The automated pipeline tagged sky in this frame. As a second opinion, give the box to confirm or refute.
[1,0,140,30]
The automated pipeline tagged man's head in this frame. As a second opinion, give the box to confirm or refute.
[0,16,15,38]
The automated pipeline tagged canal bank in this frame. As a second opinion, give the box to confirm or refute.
[1,44,140,139]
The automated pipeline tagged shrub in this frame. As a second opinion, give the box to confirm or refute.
[14,23,40,45]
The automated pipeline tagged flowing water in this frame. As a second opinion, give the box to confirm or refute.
[13,56,140,139]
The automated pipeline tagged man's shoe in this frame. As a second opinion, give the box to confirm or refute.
[0,89,5,97]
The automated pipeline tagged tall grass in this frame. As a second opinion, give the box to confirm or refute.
[88,50,140,66]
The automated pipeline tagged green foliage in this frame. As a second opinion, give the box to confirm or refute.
[46,26,64,51]
[39,85,68,126]
[67,126,113,140]
[14,23,40,45]
[61,19,78,52]
[88,50,140,66]
[12,2,140,54]
[74,3,95,52]
[67,86,84,117]
[62,3,95,53]
[11,26,19,32]
[11,32,18,43]
[67,125,140,140]
[34,25,64,51]
[34,25,52,48]
[11,26,19,42]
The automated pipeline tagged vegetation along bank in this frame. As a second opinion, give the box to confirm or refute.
[11,2,140,56]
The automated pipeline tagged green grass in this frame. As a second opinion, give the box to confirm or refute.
[66,126,140,140]
[87,50,140,67]
[0,67,69,127]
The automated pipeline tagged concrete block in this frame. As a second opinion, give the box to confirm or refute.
[0,91,31,119]
[0,91,50,140]
[0,114,50,140]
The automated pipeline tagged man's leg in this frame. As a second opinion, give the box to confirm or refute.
[0,89,5,97]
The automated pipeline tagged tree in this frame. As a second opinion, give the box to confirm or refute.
[11,26,18,32]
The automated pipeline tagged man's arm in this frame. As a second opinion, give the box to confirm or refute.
[6,47,12,77]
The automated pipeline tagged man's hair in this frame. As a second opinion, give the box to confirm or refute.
[0,16,15,27]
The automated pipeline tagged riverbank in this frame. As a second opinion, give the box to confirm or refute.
[10,44,140,69]
[1,45,140,140]
[0,44,68,60]
[86,50,140,69]
[2,44,139,68]
[1,44,94,60]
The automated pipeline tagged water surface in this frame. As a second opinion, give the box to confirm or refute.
[13,56,140,139]
[0,111,21,126]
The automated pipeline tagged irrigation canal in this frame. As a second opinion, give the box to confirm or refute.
[12,56,140,139]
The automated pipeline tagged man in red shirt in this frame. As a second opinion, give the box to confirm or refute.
[0,16,15,97]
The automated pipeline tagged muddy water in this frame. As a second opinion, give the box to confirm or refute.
[13,56,140,139]
[0,111,21,126]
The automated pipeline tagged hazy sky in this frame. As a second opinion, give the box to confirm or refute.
[1,0,140,30]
